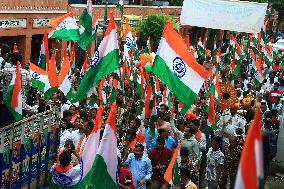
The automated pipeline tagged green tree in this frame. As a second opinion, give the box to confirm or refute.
[138,14,178,52]
[270,0,284,23]
[240,0,284,23]
[170,0,183,6]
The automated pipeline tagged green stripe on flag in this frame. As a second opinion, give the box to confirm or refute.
[232,61,241,76]
[88,154,118,188]
[152,55,198,110]
[50,29,80,41]
[258,177,265,189]
[44,87,58,100]
[4,85,22,121]
[180,106,189,116]
[137,100,144,116]
[255,79,261,88]
[78,9,93,50]
[172,160,181,186]
[39,55,46,70]
[88,94,98,107]
[73,49,120,102]
[117,3,123,14]
[66,89,73,101]
[32,79,45,92]
[108,88,117,104]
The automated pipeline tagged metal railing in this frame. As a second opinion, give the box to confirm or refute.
[0,108,60,189]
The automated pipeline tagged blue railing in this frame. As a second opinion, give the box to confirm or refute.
[0,109,60,189]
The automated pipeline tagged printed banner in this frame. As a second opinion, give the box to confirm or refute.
[180,0,267,33]
[38,129,49,188]
[20,138,32,187]
[10,142,21,189]
[0,147,11,189]
[29,133,40,184]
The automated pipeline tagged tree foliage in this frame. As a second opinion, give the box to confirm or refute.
[170,0,183,6]
[270,0,284,22]
[240,0,284,22]
[138,14,178,52]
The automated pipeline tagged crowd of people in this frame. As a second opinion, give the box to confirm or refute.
[0,31,283,189]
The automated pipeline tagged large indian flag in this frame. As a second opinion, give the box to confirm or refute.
[152,20,208,111]
[79,106,103,180]
[49,12,80,41]
[235,107,263,189]
[4,62,22,121]
[72,13,120,102]
[90,103,118,188]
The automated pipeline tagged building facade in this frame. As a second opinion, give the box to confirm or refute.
[0,0,181,65]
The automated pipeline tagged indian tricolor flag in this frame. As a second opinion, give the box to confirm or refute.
[164,140,182,186]
[49,12,80,41]
[73,12,120,102]
[91,103,118,188]
[4,62,22,121]
[78,106,104,186]
[235,107,263,189]
[197,37,206,59]
[58,53,73,100]
[152,20,208,111]
[212,69,221,101]
[86,83,98,107]
[254,57,265,87]
[130,129,145,149]
[230,35,246,60]
[92,15,99,36]
[250,35,260,56]
[117,0,124,14]
[257,30,273,65]
[78,0,93,50]
[30,63,51,93]
[124,18,134,53]
[38,31,49,71]
[140,83,154,119]
[44,53,59,100]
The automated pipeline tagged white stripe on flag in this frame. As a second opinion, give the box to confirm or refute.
[158,37,204,94]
